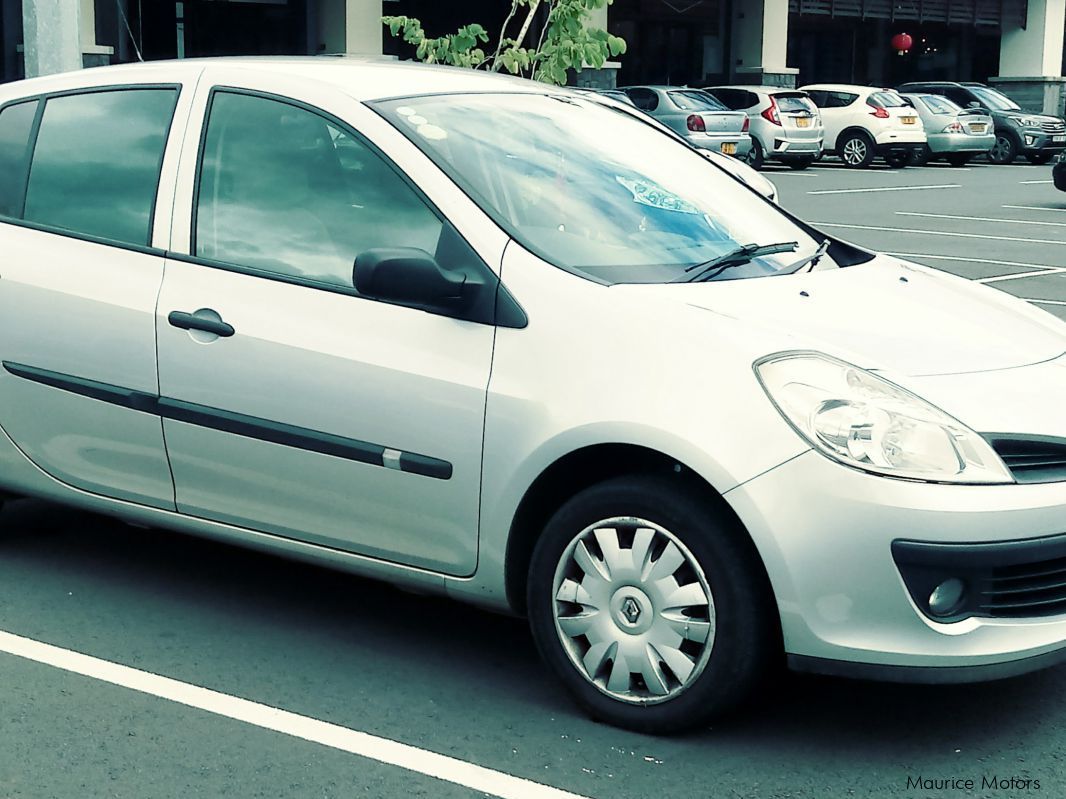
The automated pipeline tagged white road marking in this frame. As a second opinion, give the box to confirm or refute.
[1030,299,1066,306]
[1020,180,1054,185]
[889,252,1060,270]
[807,184,960,195]
[896,211,1066,228]
[0,630,591,799]
[977,268,1066,283]
[1002,205,1066,213]
[812,222,1066,245]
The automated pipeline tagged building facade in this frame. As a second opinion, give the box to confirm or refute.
[4,0,1066,115]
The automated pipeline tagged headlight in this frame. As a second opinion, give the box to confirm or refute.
[755,351,1013,484]
[1013,115,1043,127]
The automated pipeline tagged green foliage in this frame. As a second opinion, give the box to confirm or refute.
[383,0,626,85]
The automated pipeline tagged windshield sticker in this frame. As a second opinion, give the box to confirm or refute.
[615,176,700,215]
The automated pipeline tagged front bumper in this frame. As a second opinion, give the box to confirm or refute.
[928,131,995,155]
[725,449,1066,680]
[1016,128,1066,154]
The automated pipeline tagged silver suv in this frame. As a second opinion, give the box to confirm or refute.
[702,85,823,170]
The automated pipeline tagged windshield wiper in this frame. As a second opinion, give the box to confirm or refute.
[782,238,832,275]
[674,241,799,283]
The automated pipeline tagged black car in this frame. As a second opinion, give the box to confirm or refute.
[897,81,1066,165]
[1054,155,1066,191]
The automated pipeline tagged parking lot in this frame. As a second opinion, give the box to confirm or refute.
[1,158,1065,799]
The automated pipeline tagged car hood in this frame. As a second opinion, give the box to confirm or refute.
[618,256,1066,378]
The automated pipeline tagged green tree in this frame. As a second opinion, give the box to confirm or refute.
[383,0,626,86]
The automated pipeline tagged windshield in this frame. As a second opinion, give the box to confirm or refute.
[373,93,824,284]
[774,94,814,113]
[968,86,1020,111]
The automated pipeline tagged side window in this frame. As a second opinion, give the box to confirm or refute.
[625,89,659,112]
[195,91,445,289]
[706,89,741,110]
[23,89,178,246]
[805,90,828,108]
[827,92,859,108]
[0,100,38,219]
[945,88,972,107]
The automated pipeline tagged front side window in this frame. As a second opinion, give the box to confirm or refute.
[195,91,443,289]
[967,86,1020,111]
[0,101,38,219]
[23,89,178,246]
[374,93,828,284]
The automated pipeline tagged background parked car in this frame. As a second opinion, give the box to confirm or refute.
[701,85,823,170]
[898,81,1066,165]
[1054,154,1066,191]
[802,84,926,168]
[621,86,752,159]
[897,92,995,167]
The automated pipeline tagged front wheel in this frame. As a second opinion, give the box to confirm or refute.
[988,133,1018,164]
[839,132,875,168]
[527,475,777,734]
[745,138,765,170]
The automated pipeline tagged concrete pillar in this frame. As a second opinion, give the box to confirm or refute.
[315,0,382,55]
[574,1,620,89]
[23,0,82,77]
[991,0,1066,116]
[79,0,115,68]
[731,0,798,87]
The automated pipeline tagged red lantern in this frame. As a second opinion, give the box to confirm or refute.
[892,32,913,56]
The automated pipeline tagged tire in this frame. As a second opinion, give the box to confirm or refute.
[883,149,912,169]
[745,137,765,170]
[1026,152,1053,165]
[945,153,971,167]
[911,144,931,167]
[988,132,1018,164]
[838,131,875,168]
[527,475,777,734]
[785,156,815,170]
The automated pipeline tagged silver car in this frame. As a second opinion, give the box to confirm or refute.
[622,85,752,158]
[2,59,1066,736]
[899,92,995,166]
[702,85,824,170]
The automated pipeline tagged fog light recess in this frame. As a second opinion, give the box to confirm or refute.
[928,578,966,618]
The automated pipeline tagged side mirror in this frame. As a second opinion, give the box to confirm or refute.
[354,248,470,312]
[966,101,982,109]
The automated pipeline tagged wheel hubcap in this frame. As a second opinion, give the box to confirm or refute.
[843,139,866,164]
[552,517,716,705]
[992,137,1009,160]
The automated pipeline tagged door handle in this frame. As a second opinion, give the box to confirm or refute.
[168,310,235,338]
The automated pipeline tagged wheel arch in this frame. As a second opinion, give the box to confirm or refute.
[835,125,873,153]
[503,442,777,620]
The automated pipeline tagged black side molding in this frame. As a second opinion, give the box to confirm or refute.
[2,361,452,480]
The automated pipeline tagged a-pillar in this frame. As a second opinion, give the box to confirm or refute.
[730,0,797,88]
[315,0,383,56]
[23,0,82,78]
[991,0,1066,116]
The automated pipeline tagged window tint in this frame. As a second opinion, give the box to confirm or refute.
[826,91,859,108]
[624,88,659,112]
[805,90,828,108]
[0,100,37,218]
[943,87,974,107]
[23,89,177,246]
[195,91,444,289]
[705,89,750,111]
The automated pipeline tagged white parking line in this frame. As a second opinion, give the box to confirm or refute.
[1002,205,1066,213]
[977,268,1066,283]
[897,212,1066,228]
[889,252,1060,270]
[1020,180,1054,185]
[807,184,960,195]
[812,222,1066,245]
[0,630,590,799]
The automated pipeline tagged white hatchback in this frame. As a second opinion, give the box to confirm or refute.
[803,83,927,168]
[1,59,1065,734]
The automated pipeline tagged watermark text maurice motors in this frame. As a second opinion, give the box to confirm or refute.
[907,775,1040,792]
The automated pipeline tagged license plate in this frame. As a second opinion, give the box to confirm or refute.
[796,117,811,128]
[901,116,916,125]
[969,124,986,134]
[721,142,737,155]
[1055,135,1066,142]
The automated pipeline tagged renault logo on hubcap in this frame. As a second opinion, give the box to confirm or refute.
[620,597,642,625]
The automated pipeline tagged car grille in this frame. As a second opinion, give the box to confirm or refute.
[984,434,1066,484]
[894,533,1066,622]
[981,556,1066,617]
[1041,120,1066,134]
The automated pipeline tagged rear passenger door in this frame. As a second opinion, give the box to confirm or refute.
[0,77,193,508]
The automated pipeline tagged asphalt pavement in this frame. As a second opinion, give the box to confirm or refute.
[2,157,1066,799]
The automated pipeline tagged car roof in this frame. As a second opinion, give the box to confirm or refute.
[799,83,878,94]
[0,56,554,102]
[705,85,808,95]
[899,81,965,88]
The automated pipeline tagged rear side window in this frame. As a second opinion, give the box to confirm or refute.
[0,101,38,219]
[705,89,752,110]
[826,91,859,108]
[23,89,178,246]
[625,88,659,111]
